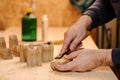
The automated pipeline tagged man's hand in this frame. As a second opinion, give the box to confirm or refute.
[60,15,92,55]
[54,49,113,72]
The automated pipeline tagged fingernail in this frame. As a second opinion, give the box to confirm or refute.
[55,54,62,59]
[64,55,68,59]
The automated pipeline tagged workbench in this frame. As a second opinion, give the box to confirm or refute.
[0,26,118,80]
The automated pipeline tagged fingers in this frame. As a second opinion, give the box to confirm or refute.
[60,27,87,54]
[64,48,84,59]
[54,49,88,72]
[60,32,74,54]
[60,42,69,54]
[71,67,91,72]
[54,56,84,72]
[74,42,83,50]
[60,35,83,54]
[70,35,84,51]
[64,51,79,59]
[54,60,76,71]
[76,42,83,49]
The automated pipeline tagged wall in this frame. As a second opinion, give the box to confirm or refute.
[98,19,117,48]
[0,0,82,29]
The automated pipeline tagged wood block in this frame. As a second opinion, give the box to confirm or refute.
[42,44,54,62]
[50,58,71,71]
[35,46,42,66]
[49,44,54,61]
[26,47,38,67]
[9,35,19,56]
[0,37,6,48]
[9,35,18,49]
[26,47,33,66]
[19,44,27,62]
[26,45,42,66]
[11,45,20,57]
[0,48,13,59]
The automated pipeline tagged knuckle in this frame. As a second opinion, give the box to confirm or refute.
[63,42,69,48]
[64,31,68,36]
[73,42,78,46]
[71,42,77,48]
[64,31,71,37]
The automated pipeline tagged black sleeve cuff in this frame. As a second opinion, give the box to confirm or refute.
[112,48,120,68]
[83,10,99,31]
[83,0,116,31]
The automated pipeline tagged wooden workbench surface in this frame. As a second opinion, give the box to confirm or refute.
[0,27,118,80]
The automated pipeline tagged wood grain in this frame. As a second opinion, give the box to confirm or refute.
[0,27,118,80]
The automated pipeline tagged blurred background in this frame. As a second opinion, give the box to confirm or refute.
[0,0,82,28]
[0,0,118,49]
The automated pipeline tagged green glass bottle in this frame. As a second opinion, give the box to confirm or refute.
[22,8,37,41]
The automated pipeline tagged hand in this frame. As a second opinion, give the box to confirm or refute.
[60,15,92,55]
[54,49,113,72]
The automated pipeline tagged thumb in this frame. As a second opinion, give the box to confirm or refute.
[64,51,79,60]
[64,48,84,59]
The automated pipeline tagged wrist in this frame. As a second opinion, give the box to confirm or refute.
[98,49,113,66]
[76,15,92,30]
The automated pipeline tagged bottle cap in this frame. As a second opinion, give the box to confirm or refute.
[27,8,32,13]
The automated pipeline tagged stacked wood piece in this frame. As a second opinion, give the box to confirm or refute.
[42,43,54,62]
[0,35,54,67]
[9,35,19,56]
[21,43,54,67]
[0,37,6,48]
[36,46,42,66]
[0,37,13,59]
[0,48,13,59]
[26,45,42,67]
[19,44,27,62]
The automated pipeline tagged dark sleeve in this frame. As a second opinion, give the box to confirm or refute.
[83,0,116,30]
[112,48,120,68]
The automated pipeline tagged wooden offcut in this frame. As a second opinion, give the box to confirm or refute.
[9,35,19,56]
[26,47,35,66]
[0,37,6,48]
[9,35,18,49]
[0,34,54,66]
[19,44,27,62]
[0,48,13,59]
[11,45,21,57]
[36,46,42,66]
[25,43,54,66]
[26,46,42,67]
[42,44,54,62]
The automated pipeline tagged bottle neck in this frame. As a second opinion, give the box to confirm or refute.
[26,12,32,16]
